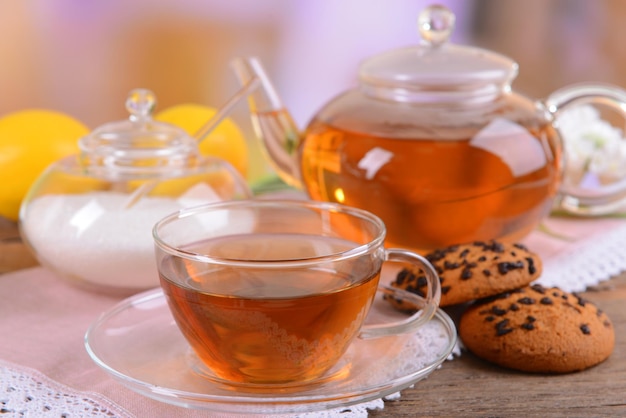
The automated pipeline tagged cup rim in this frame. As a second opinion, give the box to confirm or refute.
[152,199,387,268]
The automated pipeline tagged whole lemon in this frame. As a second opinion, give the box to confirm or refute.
[0,110,89,221]
[155,104,249,178]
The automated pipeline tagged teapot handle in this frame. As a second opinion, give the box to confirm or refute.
[544,83,626,216]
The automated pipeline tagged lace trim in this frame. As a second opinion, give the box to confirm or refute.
[532,218,626,292]
[0,358,384,417]
[0,360,133,417]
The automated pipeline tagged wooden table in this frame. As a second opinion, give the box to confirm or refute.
[0,217,38,273]
[1,219,625,417]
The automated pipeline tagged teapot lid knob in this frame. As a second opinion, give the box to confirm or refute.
[125,88,157,122]
[418,4,455,48]
[358,4,518,102]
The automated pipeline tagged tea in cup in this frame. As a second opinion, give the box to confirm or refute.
[152,200,441,386]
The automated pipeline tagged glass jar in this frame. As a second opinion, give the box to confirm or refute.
[19,89,251,295]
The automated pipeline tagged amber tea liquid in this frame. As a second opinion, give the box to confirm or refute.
[160,233,379,385]
[253,109,561,252]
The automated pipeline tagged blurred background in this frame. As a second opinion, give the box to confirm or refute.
[1,0,626,180]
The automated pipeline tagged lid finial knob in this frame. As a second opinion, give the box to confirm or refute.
[418,4,456,47]
[125,88,156,122]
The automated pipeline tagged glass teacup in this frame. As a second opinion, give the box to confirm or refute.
[152,199,441,387]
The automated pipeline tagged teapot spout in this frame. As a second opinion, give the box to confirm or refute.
[231,57,303,189]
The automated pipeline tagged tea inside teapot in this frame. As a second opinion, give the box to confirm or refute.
[299,107,561,252]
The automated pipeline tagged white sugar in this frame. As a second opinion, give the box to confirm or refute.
[22,190,215,291]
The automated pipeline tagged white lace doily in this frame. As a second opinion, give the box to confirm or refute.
[526,216,626,292]
[209,399,385,418]
[0,360,133,417]
[0,357,385,417]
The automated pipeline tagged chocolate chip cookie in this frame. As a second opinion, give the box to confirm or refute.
[389,240,541,308]
[459,284,614,373]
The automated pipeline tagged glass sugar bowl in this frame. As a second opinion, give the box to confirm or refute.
[19,89,252,295]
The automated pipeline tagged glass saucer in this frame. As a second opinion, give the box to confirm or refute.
[85,288,457,415]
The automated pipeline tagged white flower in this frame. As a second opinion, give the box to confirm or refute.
[557,105,626,185]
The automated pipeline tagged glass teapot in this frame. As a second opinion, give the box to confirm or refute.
[233,4,626,253]
[19,89,251,295]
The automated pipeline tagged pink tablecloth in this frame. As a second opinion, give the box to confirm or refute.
[0,267,202,417]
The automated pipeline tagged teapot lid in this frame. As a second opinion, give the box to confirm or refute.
[78,89,197,173]
[358,4,518,102]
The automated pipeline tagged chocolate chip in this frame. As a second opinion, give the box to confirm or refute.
[417,276,428,287]
[540,297,553,305]
[460,249,469,258]
[580,324,591,335]
[496,319,513,336]
[406,283,426,298]
[491,306,507,316]
[396,269,410,285]
[509,303,519,311]
[526,257,537,275]
[478,256,487,262]
[485,315,495,322]
[518,297,536,305]
[461,268,472,280]
[485,241,505,253]
[531,284,546,294]
[521,315,536,330]
[498,261,524,274]
[444,260,460,270]
[513,243,529,251]
[441,286,451,294]
[426,249,446,263]
[483,269,491,277]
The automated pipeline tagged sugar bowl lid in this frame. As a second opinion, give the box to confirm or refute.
[78,89,197,172]
[358,4,518,101]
